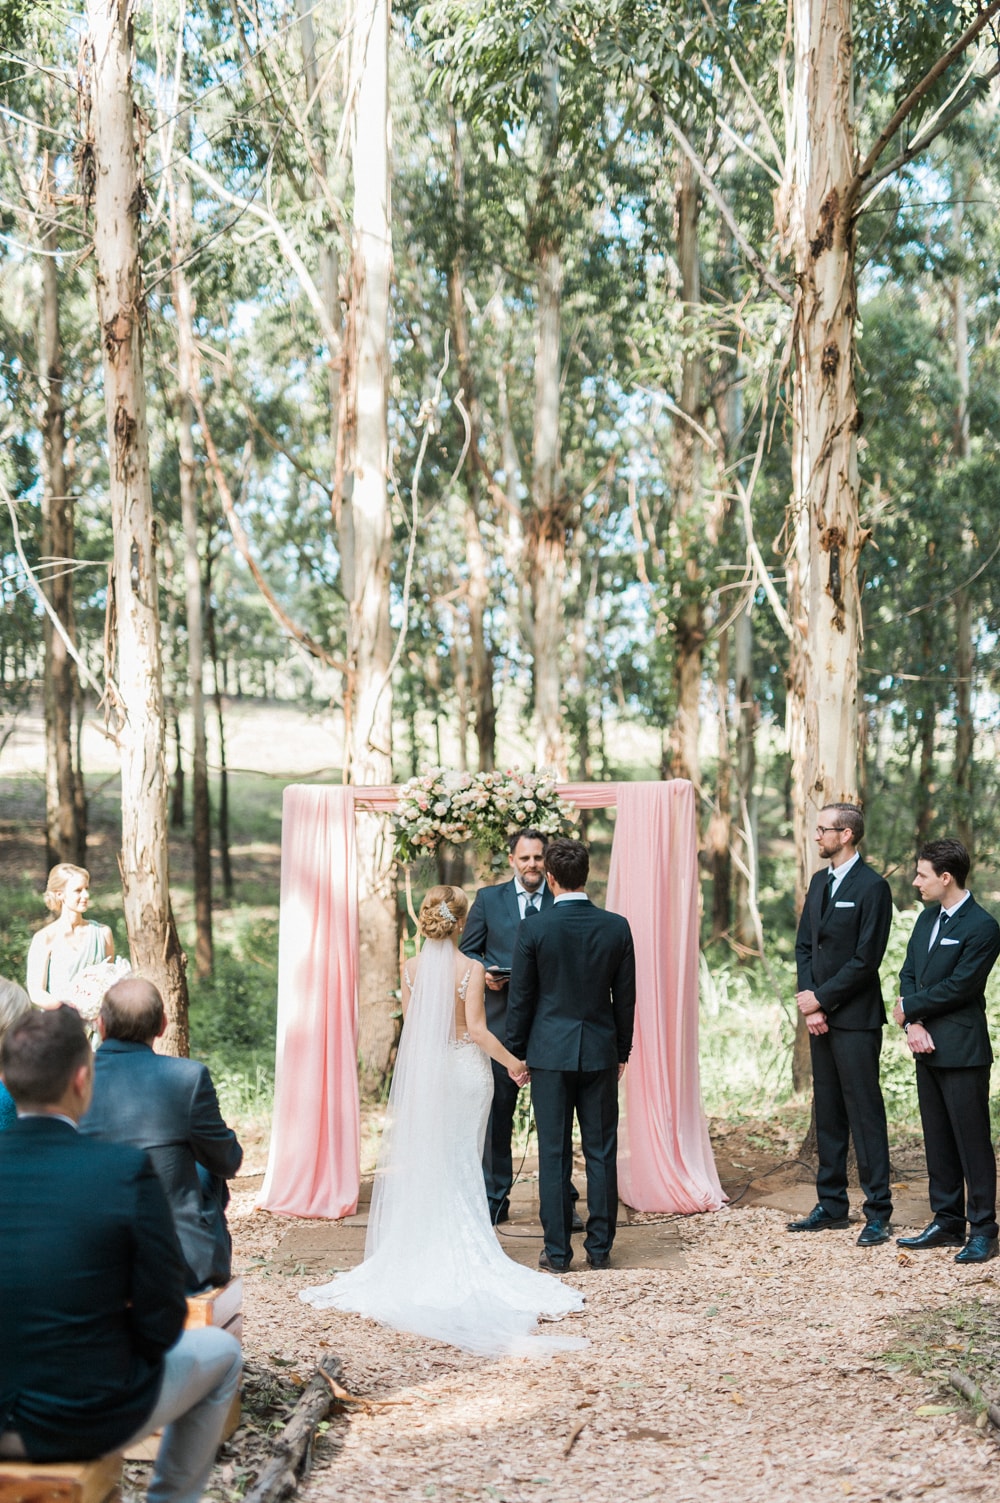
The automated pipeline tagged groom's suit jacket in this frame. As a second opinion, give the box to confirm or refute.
[460,878,554,1036]
[899,895,1000,1070]
[505,897,636,1072]
[0,1116,186,1460]
[794,857,893,1030]
[81,1039,244,1292]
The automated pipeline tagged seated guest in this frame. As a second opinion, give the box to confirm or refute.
[0,978,32,1131]
[0,1006,242,1502]
[81,978,244,1294]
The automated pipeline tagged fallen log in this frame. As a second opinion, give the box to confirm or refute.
[242,1355,345,1503]
[947,1369,1000,1430]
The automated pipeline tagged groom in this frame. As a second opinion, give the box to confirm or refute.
[506,839,636,1271]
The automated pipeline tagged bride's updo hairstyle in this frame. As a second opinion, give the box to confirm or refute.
[418,885,468,941]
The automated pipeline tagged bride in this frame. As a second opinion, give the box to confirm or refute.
[301,884,585,1355]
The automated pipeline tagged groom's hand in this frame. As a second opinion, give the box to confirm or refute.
[508,1062,529,1087]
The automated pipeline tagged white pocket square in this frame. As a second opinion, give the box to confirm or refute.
[940,937,960,945]
[834,900,855,908]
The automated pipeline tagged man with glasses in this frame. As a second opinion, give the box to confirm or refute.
[790,803,895,1246]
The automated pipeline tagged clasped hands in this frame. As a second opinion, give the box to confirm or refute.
[892,998,935,1054]
[507,1061,529,1087]
[795,989,828,1035]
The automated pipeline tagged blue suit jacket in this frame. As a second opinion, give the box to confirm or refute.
[81,1040,243,1291]
[0,1117,186,1459]
[460,878,554,1035]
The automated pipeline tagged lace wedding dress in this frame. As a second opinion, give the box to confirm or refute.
[301,938,584,1355]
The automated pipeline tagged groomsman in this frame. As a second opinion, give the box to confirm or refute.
[461,827,567,1225]
[506,839,635,1272]
[791,803,895,1246]
[893,838,1000,1264]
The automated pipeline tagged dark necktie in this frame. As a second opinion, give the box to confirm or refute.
[523,895,539,918]
[821,871,835,915]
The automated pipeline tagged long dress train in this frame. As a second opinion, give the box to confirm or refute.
[300,939,584,1355]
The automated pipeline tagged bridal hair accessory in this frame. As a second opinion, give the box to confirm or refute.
[438,901,455,927]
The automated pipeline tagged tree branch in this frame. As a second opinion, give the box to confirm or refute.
[660,111,793,307]
[850,1,1000,204]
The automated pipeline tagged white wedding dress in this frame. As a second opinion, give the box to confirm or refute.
[300,938,585,1355]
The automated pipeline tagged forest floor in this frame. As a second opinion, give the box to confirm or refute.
[187,1126,1000,1503]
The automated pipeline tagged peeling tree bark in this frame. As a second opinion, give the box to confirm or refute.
[85,0,188,1051]
[343,0,397,1090]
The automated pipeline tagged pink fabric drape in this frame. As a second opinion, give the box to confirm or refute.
[258,786,360,1218]
[608,782,725,1213]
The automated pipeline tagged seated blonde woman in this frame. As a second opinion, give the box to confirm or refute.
[26,863,114,1013]
[0,976,32,1130]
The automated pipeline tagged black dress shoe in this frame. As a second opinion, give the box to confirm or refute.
[539,1249,572,1272]
[571,1209,585,1233]
[586,1253,610,1269]
[954,1235,999,1265]
[787,1205,850,1233]
[491,1206,510,1226]
[896,1222,964,1250]
[857,1218,892,1247]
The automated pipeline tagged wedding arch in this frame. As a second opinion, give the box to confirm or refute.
[259,779,725,1219]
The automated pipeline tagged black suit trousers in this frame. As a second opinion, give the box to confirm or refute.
[915,1063,997,1238]
[811,1027,892,1222]
[531,1066,618,1264]
[483,1060,521,1219]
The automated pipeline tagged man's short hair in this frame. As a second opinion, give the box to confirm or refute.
[918,838,970,888]
[0,1004,91,1108]
[508,827,549,855]
[100,979,165,1043]
[544,838,589,889]
[822,802,865,844]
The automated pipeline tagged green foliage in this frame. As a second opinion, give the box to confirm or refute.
[187,917,279,1059]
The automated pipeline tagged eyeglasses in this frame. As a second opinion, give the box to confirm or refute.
[815,825,843,835]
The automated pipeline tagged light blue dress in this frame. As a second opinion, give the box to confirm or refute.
[0,1081,16,1131]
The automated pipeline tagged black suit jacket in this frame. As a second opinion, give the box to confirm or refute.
[0,1116,186,1460]
[899,894,1000,1069]
[81,1041,243,1291]
[460,878,554,1035]
[505,897,636,1071]
[795,857,893,1029]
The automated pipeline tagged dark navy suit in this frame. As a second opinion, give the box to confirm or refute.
[795,856,894,1222]
[0,1117,186,1459]
[506,897,635,1264]
[461,877,553,1219]
[81,1040,243,1292]
[900,894,1000,1239]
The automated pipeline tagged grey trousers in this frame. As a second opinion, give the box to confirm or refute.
[128,1327,243,1503]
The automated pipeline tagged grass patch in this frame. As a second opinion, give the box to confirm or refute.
[880,1300,1000,1425]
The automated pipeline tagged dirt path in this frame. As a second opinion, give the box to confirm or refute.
[228,1168,1000,1503]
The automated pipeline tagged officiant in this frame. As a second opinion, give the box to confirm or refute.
[461,827,581,1229]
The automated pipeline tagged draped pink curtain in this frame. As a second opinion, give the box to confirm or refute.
[261,778,722,1220]
[607,782,725,1212]
[258,786,361,1218]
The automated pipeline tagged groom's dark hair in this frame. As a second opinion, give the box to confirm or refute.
[544,838,589,890]
[508,827,548,854]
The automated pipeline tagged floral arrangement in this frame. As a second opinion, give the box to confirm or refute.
[68,956,133,1025]
[393,769,574,863]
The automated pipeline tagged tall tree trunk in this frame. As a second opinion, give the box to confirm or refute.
[297,0,343,469]
[39,149,85,868]
[528,235,568,776]
[85,0,188,1052]
[779,0,864,914]
[778,0,864,1093]
[447,113,496,772]
[343,0,396,1091]
[668,155,704,788]
[170,108,213,978]
[733,598,758,953]
[951,194,974,855]
[205,562,233,903]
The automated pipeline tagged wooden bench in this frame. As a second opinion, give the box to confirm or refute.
[0,1453,122,1503]
[124,1278,244,1463]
